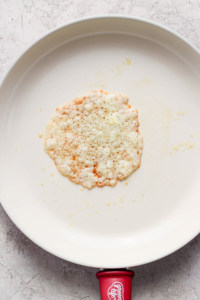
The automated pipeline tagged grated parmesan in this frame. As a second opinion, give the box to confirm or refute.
[44,90,143,189]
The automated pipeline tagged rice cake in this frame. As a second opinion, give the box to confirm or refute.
[44,90,143,189]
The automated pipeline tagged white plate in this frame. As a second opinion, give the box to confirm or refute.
[0,16,200,268]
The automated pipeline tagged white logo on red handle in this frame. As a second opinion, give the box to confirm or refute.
[107,281,124,300]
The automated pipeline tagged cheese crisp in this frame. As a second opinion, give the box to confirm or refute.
[44,90,143,188]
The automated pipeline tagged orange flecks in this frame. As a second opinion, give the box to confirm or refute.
[93,165,101,178]
[74,98,84,105]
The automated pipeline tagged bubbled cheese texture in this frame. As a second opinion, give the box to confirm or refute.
[44,90,143,189]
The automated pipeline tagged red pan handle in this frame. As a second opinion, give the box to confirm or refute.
[96,270,134,300]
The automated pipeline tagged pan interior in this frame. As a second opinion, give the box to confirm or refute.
[0,17,200,268]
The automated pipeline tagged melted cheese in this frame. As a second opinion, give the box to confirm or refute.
[44,90,143,188]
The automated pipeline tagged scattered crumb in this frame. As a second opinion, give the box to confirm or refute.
[114,218,118,222]
[41,167,45,171]
[40,108,43,111]
[174,117,180,121]
[141,193,144,197]
[171,141,195,153]
[113,201,117,205]
[40,183,44,187]
[120,197,124,203]
[190,134,194,138]
[51,180,55,183]
[67,214,74,219]
[68,223,74,227]
[95,210,99,214]
[187,142,194,149]
[50,173,54,177]
[172,145,179,151]
[125,181,128,186]
[80,187,84,191]
[62,188,65,192]
[38,132,43,138]
[177,110,185,117]
[132,199,136,202]
[123,57,132,66]
[106,201,111,206]
[54,199,58,203]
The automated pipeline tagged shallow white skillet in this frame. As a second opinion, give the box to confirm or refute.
[0,16,200,299]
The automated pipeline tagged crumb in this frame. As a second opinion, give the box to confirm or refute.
[40,183,44,187]
[62,188,65,192]
[172,145,179,151]
[54,199,58,203]
[120,197,124,203]
[177,110,185,117]
[113,201,117,205]
[67,214,74,219]
[38,132,43,138]
[40,108,43,111]
[80,187,84,191]
[125,181,128,186]
[187,142,194,149]
[169,151,173,155]
[41,167,45,171]
[95,210,99,214]
[141,193,144,197]
[114,218,118,222]
[123,57,132,66]
[106,201,111,206]
[190,134,194,138]
[50,173,54,177]
[132,199,136,202]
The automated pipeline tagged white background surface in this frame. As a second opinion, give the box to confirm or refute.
[0,1,200,299]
